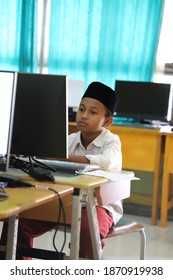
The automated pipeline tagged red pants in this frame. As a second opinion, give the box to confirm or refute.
[0,206,113,260]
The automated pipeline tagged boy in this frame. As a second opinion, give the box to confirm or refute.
[67,81,122,258]
[0,81,122,259]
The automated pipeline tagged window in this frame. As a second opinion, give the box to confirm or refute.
[154,0,173,117]
[155,0,173,80]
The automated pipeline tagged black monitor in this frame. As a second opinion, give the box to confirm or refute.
[11,73,68,159]
[115,80,171,123]
[0,71,17,171]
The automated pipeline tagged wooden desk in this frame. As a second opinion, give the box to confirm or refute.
[69,123,164,225]
[109,126,164,225]
[0,166,134,260]
[21,170,132,259]
[160,131,173,227]
[0,179,73,259]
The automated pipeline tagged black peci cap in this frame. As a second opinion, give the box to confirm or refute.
[82,81,119,114]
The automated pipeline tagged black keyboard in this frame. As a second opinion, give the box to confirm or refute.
[113,122,161,130]
[10,157,100,179]
[0,173,34,188]
[37,159,100,175]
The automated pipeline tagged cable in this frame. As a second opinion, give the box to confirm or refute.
[31,156,56,172]
[29,156,33,167]
[47,187,67,253]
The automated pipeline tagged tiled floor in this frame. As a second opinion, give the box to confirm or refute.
[1,214,173,260]
[33,213,173,260]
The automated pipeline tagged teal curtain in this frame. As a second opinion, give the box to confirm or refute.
[48,0,165,88]
[0,0,38,72]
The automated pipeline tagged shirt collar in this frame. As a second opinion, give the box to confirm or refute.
[77,128,106,148]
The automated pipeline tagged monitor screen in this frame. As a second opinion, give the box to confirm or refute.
[115,80,171,123]
[11,73,68,159]
[0,71,17,171]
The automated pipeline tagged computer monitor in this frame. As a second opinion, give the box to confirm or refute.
[115,80,171,123]
[68,79,85,108]
[68,79,85,122]
[0,71,17,171]
[11,73,68,159]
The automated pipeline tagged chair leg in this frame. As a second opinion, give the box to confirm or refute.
[139,229,146,260]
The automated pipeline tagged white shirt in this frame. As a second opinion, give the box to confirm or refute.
[68,128,123,224]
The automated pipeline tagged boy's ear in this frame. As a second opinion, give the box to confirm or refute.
[103,117,113,128]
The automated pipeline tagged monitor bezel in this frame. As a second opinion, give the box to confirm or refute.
[11,73,68,159]
[0,70,17,171]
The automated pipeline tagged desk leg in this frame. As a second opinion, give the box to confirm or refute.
[160,173,169,227]
[160,135,172,228]
[160,160,170,227]
[151,172,160,225]
[70,189,83,259]
[151,137,163,226]
[6,215,19,260]
[86,189,103,260]
[69,188,103,260]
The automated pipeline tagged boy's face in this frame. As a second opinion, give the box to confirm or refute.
[76,97,112,133]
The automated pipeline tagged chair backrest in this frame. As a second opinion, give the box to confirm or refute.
[96,180,131,205]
